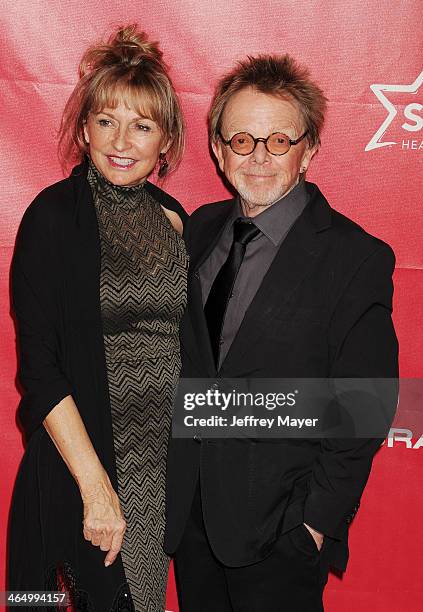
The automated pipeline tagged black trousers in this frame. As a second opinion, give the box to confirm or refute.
[174,482,330,612]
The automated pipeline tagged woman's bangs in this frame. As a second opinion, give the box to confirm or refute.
[90,76,163,127]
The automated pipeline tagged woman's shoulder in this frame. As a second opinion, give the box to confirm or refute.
[23,176,74,222]
[16,174,78,246]
[144,181,188,222]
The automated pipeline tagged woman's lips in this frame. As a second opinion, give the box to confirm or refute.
[107,156,137,169]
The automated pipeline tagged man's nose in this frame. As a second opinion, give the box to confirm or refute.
[112,126,131,151]
[251,141,269,164]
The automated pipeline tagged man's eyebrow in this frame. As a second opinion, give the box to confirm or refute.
[225,121,297,131]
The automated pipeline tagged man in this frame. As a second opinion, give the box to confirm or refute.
[165,55,398,611]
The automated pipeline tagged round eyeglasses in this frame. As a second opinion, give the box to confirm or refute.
[218,130,309,156]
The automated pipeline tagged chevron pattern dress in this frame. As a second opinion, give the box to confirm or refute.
[88,161,188,612]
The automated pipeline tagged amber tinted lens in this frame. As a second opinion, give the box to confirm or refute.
[230,132,255,155]
[267,133,290,154]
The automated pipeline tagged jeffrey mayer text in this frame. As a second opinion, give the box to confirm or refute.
[184,415,319,429]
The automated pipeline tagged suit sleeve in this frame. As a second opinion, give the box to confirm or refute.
[11,200,73,440]
[303,244,399,539]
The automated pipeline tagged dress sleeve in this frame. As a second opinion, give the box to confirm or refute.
[11,198,73,440]
[303,244,399,539]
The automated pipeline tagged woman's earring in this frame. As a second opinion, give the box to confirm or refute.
[158,152,169,178]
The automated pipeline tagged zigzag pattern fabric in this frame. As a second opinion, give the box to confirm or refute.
[88,161,188,612]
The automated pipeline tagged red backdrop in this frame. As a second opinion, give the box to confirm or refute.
[1,2,422,610]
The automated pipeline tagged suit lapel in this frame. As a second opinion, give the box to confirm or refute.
[189,201,235,272]
[183,200,235,376]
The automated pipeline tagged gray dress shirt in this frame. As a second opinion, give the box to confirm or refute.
[199,179,310,369]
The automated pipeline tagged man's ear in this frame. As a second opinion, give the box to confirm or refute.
[211,138,225,173]
[300,144,318,173]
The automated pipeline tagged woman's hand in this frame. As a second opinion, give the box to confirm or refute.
[81,479,126,567]
[42,397,126,567]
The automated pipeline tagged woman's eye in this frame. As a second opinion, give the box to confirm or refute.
[135,123,151,132]
[98,118,113,127]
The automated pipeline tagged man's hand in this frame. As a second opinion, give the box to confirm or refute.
[303,522,324,551]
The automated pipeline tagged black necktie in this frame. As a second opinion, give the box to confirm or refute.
[204,218,261,367]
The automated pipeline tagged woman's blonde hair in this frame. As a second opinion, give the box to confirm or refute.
[58,24,184,177]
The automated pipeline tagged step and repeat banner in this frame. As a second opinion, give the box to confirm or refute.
[0,1,422,610]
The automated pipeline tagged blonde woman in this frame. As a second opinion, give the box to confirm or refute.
[8,25,187,612]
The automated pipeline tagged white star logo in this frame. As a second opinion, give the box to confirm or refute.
[365,71,423,151]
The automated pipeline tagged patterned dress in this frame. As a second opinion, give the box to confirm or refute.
[87,161,188,612]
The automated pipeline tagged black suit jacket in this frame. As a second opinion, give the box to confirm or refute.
[165,182,398,571]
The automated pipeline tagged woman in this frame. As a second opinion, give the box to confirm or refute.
[8,24,188,612]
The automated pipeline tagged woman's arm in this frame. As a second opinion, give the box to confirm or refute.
[43,395,126,566]
[12,193,125,566]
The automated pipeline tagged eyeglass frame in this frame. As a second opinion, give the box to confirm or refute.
[218,129,309,156]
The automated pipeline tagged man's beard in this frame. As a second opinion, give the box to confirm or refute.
[235,176,287,210]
